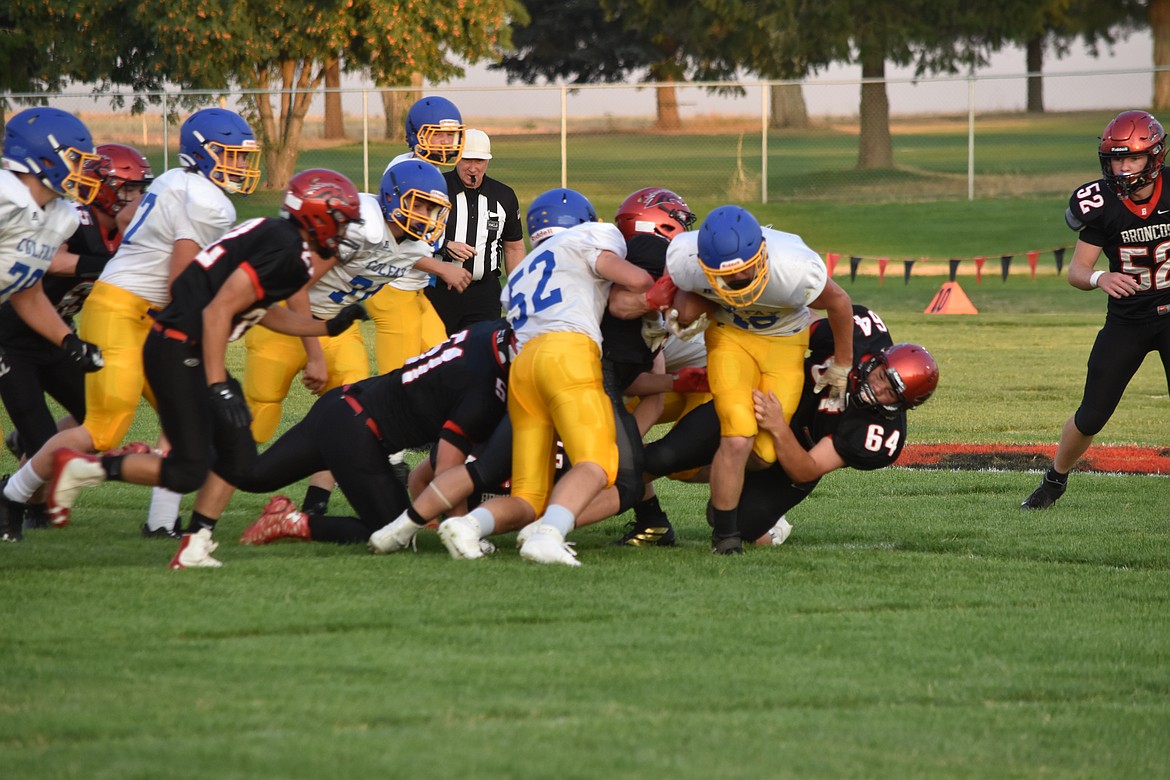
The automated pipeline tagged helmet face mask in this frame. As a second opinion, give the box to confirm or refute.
[379,160,451,244]
[1098,110,1167,199]
[405,97,464,167]
[526,188,598,245]
[282,169,363,258]
[849,343,938,416]
[3,107,101,204]
[179,108,262,195]
[614,186,695,241]
[696,205,768,307]
[89,143,154,217]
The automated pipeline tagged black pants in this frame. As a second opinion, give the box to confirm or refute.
[644,401,816,539]
[143,332,256,494]
[236,386,410,543]
[0,346,84,456]
[1075,314,1170,436]
[425,277,503,336]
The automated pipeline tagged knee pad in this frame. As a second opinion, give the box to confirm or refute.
[1073,406,1108,437]
[160,456,209,495]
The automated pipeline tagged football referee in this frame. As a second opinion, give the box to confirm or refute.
[427,129,526,334]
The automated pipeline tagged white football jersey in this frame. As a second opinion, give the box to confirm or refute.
[100,168,235,307]
[503,221,627,350]
[0,170,80,303]
[664,331,708,373]
[309,193,418,315]
[666,227,827,337]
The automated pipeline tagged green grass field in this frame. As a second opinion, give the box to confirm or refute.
[2,115,1169,778]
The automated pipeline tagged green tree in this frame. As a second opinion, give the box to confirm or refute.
[12,0,520,189]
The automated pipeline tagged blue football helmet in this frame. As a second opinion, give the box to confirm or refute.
[379,159,451,243]
[696,205,768,307]
[526,188,598,245]
[179,108,262,195]
[2,107,101,204]
[404,96,464,166]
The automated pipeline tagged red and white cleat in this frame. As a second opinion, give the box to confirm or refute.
[239,495,310,545]
[45,449,105,528]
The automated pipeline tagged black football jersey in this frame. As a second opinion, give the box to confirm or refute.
[0,204,114,352]
[354,320,511,452]
[155,218,311,340]
[789,304,907,471]
[1067,171,1170,324]
[599,233,666,390]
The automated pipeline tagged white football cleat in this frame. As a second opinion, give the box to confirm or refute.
[519,524,580,567]
[437,515,485,560]
[514,521,540,548]
[169,528,223,569]
[764,515,793,546]
[46,448,106,528]
[368,512,422,554]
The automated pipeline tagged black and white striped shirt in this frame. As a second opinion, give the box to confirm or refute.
[441,171,523,281]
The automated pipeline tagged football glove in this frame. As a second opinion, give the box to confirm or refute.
[208,379,252,429]
[644,272,678,312]
[640,314,668,352]
[665,309,709,341]
[61,333,104,372]
[813,357,851,403]
[671,367,710,394]
[325,304,369,337]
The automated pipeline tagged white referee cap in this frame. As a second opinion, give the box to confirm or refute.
[462,129,492,160]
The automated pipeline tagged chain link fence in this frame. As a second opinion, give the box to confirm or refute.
[5,67,1153,208]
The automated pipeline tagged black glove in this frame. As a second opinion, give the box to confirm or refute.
[61,333,104,372]
[208,379,252,429]
[325,304,369,337]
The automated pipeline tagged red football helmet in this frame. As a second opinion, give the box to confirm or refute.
[281,168,362,257]
[614,187,696,241]
[1098,110,1167,198]
[849,343,938,416]
[88,144,154,217]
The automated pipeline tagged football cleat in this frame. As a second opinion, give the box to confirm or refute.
[519,524,580,567]
[391,460,410,488]
[240,495,310,545]
[611,518,676,547]
[169,528,223,569]
[437,515,485,560]
[23,502,50,530]
[5,430,23,460]
[1020,474,1067,510]
[45,449,106,528]
[711,533,744,555]
[368,512,422,554]
[761,515,793,546]
[514,521,539,548]
[103,441,153,457]
[141,518,182,539]
[0,478,23,543]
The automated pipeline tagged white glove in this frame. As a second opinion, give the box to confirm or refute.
[812,357,851,403]
[665,309,709,342]
[640,313,668,352]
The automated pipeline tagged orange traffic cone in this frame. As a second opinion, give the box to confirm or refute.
[924,281,978,315]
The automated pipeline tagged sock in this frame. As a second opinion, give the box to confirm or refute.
[708,502,739,538]
[146,486,183,532]
[301,485,331,516]
[405,506,426,525]
[188,511,217,533]
[540,504,575,537]
[468,507,495,537]
[633,495,667,524]
[6,462,46,504]
[1046,467,1068,485]
[100,454,125,481]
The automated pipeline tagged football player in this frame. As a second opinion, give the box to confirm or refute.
[1022,109,1170,509]
[662,205,855,555]
[235,319,512,547]
[44,169,368,569]
[0,143,152,535]
[425,188,653,567]
[0,107,262,541]
[586,306,938,546]
[241,160,451,514]
[0,107,108,541]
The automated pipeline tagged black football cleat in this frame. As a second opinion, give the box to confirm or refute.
[1020,474,1067,510]
[612,518,676,547]
[711,533,744,555]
